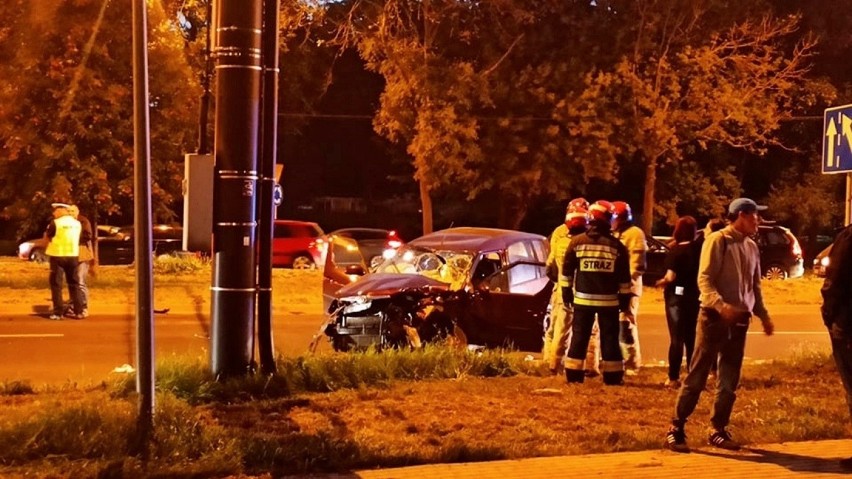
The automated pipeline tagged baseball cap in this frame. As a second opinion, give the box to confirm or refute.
[728,198,767,216]
[51,202,71,209]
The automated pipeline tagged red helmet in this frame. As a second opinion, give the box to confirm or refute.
[564,209,589,229]
[612,201,632,222]
[589,200,616,225]
[567,197,590,213]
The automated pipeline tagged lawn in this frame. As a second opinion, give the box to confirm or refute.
[0,256,841,477]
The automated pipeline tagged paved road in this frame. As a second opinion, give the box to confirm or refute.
[0,304,830,386]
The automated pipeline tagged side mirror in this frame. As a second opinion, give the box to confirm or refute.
[344,264,366,276]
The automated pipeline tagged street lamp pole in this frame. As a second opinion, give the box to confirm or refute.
[197,0,212,154]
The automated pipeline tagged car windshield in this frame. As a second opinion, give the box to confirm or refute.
[374,244,474,289]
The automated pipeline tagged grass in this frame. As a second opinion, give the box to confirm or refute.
[0,347,848,477]
[0,256,839,476]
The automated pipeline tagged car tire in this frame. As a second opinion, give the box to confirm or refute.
[764,264,788,281]
[291,255,315,270]
[30,248,47,263]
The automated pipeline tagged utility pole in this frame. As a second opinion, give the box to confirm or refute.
[210,0,263,378]
[197,0,213,155]
[256,0,280,374]
[131,0,154,455]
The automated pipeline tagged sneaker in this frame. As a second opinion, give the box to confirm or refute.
[665,426,690,453]
[708,429,740,450]
[77,309,88,319]
[664,379,681,389]
[49,314,61,321]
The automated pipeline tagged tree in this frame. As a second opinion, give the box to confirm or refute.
[560,1,817,233]
[0,0,198,237]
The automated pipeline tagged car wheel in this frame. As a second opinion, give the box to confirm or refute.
[291,255,315,270]
[30,248,47,263]
[764,264,788,281]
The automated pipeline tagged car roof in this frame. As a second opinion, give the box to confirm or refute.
[409,227,545,252]
[275,219,319,226]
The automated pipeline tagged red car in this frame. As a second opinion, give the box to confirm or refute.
[272,220,325,269]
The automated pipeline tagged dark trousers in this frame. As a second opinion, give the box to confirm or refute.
[665,293,699,381]
[830,334,852,419]
[566,305,623,384]
[673,308,748,430]
[49,256,81,315]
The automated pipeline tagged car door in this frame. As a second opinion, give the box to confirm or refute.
[462,240,551,352]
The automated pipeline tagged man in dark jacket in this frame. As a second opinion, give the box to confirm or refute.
[821,223,852,470]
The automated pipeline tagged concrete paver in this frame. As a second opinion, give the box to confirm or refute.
[296,439,852,478]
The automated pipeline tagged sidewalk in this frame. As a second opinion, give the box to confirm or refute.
[295,439,852,478]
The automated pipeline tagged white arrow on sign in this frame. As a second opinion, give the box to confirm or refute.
[827,117,837,167]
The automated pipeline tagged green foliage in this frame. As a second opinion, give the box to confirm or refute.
[0,0,198,236]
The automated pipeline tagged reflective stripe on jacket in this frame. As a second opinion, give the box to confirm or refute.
[45,215,81,257]
[562,226,632,307]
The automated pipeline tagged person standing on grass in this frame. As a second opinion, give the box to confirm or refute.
[665,198,774,453]
[45,203,83,320]
[561,200,633,386]
[67,205,93,319]
[820,221,852,470]
[543,198,589,375]
[655,216,700,389]
[612,201,647,375]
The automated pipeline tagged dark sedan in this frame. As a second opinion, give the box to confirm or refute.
[17,224,182,265]
[320,227,552,353]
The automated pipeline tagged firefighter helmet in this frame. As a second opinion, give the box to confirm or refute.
[565,209,589,229]
[612,201,633,222]
[589,200,616,225]
[567,197,590,214]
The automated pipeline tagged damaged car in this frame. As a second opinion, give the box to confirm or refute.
[320,227,552,353]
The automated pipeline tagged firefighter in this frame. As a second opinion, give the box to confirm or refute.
[612,201,647,374]
[561,200,633,385]
[543,197,589,374]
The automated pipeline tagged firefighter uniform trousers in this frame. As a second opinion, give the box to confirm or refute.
[565,306,622,384]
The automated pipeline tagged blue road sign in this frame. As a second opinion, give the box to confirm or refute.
[823,104,852,174]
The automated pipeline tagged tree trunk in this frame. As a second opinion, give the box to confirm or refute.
[641,157,657,235]
[419,180,433,235]
[499,194,528,230]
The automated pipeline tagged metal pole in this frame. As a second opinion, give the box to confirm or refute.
[210,0,263,378]
[256,0,280,374]
[197,0,212,154]
[846,173,851,226]
[131,0,154,455]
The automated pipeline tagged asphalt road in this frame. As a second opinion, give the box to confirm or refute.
[0,304,831,386]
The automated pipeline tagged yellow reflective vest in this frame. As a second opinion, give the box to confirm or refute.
[45,215,82,258]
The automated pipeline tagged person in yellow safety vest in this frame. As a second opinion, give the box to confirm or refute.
[612,201,647,375]
[67,205,93,319]
[543,197,589,374]
[45,203,83,320]
[561,200,634,385]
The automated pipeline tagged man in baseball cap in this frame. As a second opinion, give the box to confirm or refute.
[727,198,767,217]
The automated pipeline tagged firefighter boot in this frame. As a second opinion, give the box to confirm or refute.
[603,370,625,386]
[565,369,585,384]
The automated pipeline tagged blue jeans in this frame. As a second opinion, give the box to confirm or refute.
[75,260,89,310]
[830,334,852,419]
[49,256,81,315]
[673,307,748,429]
[665,293,699,381]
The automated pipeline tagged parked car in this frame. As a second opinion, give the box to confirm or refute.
[320,227,551,353]
[754,224,804,280]
[17,224,183,265]
[18,225,122,262]
[321,228,404,269]
[272,220,325,269]
[814,243,832,277]
[646,223,804,283]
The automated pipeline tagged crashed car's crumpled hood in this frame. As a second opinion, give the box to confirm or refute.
[335,273,450,298]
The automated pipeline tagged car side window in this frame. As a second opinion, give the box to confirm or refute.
[506,241,548,295]
[472,252,506,291]
[273,225,291,238]
[764,230,788,246]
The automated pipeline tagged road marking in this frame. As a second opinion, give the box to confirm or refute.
[0,334,64,338]
[747,331,825,335]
